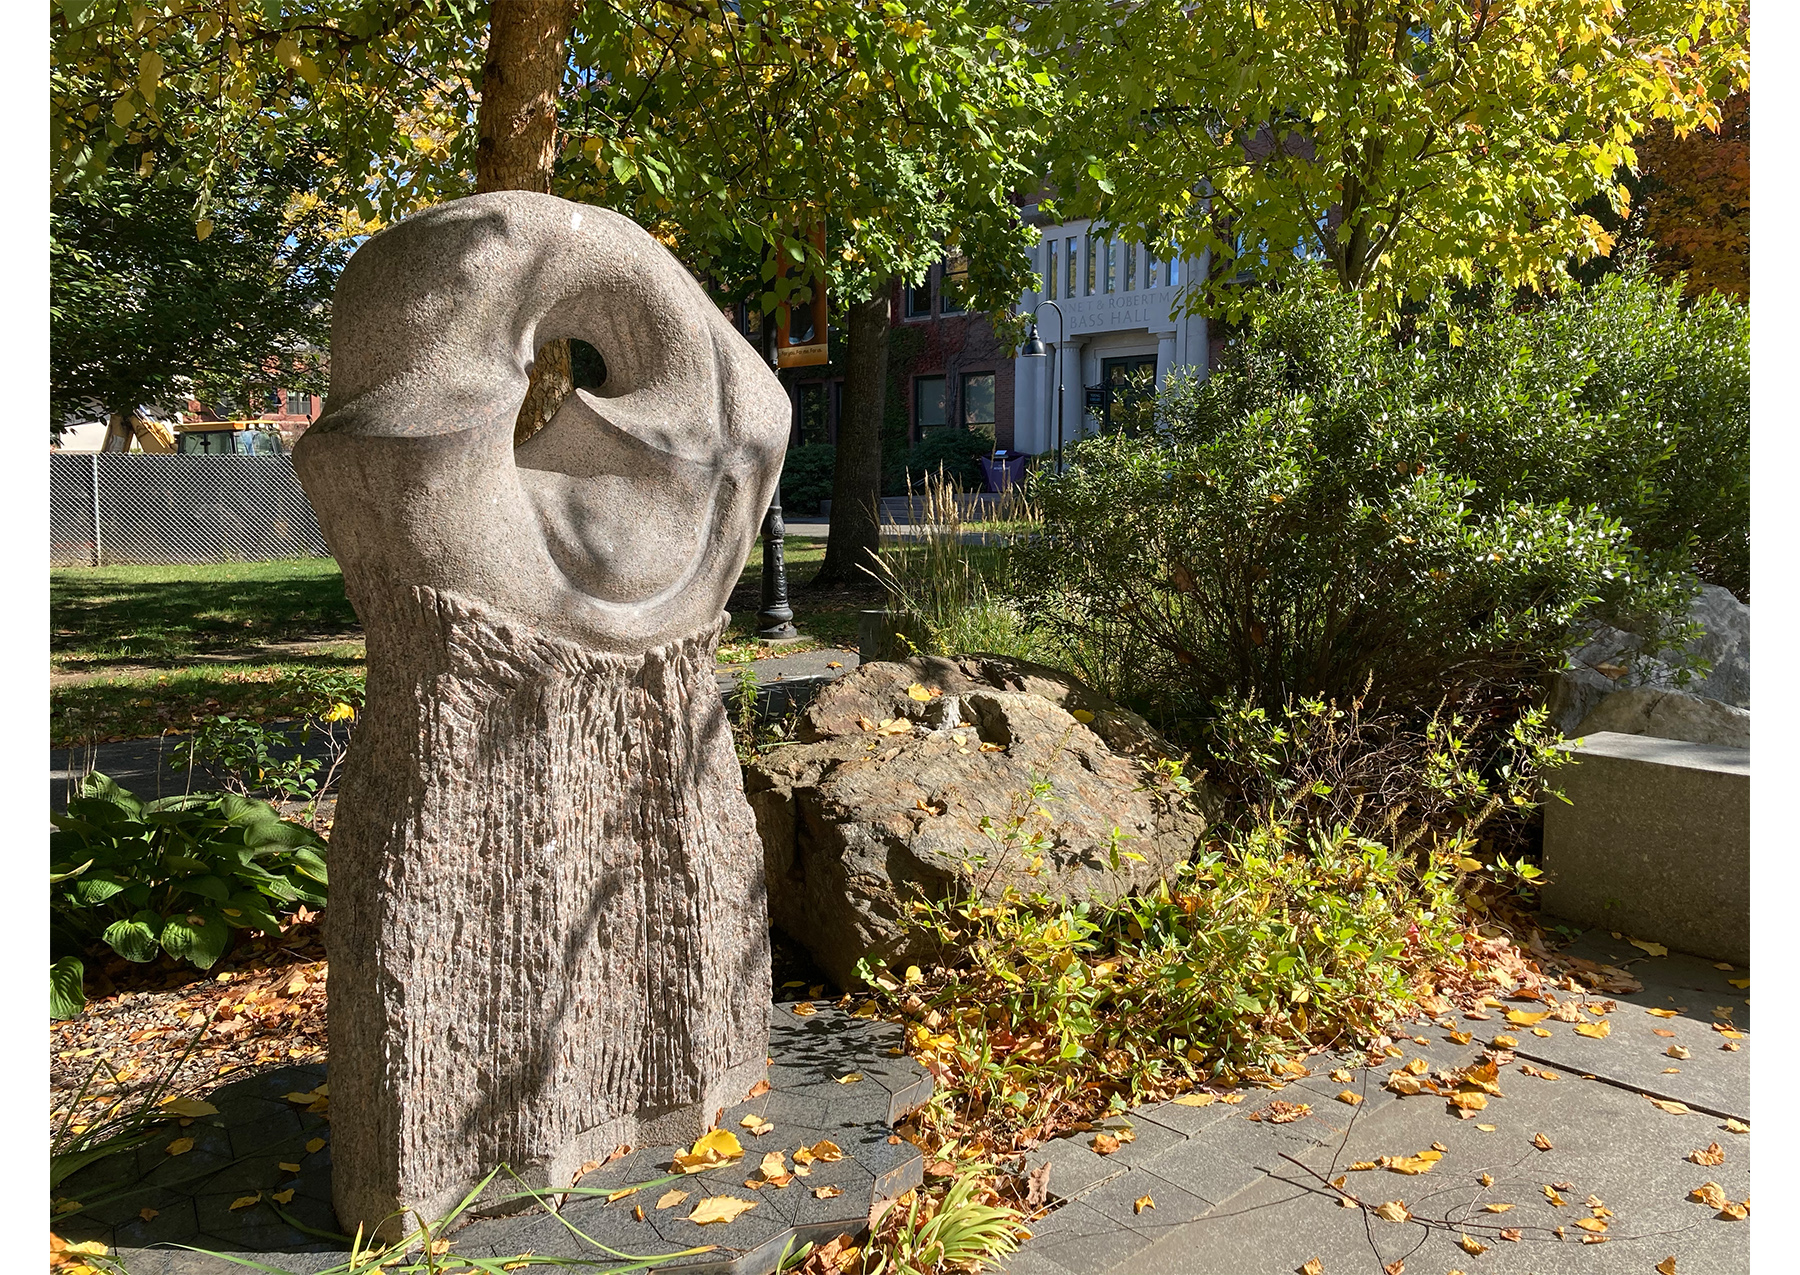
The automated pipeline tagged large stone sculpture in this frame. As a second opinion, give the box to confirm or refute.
[294,193,789,1237]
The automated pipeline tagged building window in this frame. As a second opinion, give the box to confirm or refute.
[939,253,969,315]
[1084,235,1098,296]
[1045,239,1058,300]
[906,272,932,318]
[1066,236,1078,299]
[1105,239,1118,293]
[913,375,948,438]
[961,372,996,438]
[1125,244,1137,292]
[796,382,829,447]
[283,390,310,415]
[1168,252,1181,287]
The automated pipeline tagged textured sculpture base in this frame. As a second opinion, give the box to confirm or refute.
[327,588,771,1237]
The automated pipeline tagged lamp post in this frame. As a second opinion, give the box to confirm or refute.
[758,322,797,640]
[1021,299,1065,473]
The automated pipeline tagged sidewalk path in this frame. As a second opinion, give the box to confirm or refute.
[1003,931,1749,1275]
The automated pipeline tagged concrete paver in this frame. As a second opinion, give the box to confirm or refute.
[1002,930,1750,1275]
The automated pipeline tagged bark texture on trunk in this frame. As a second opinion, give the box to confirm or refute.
[811,285,890,588]
[477,0,579,445]
[329,586,770,1235]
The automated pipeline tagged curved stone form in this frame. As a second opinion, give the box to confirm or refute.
[294,193,788,1237]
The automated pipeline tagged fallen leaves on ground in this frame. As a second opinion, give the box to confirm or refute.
[1667,1045,1691,1059]
[1134,1194,1155,1214]
[1379,1150,1443,1175]
[1532,1133,1554,1151]
[674,1128,744,1173]
[1520,1064,1559,1080]
[814,1184,843,1200]
[1336,1090,1363,1106]
[158,1095,218,1118]
[165,1137,194,1156]
[754,1150,791,1188]
[1171,1092,1217,1107]
[1724,1118,1749,1134]
[1630,938,1669,956]
[1505,1009,1549,1026]
[1649,1098,1692,1114]
[1657,1258,1678,1275]
[655,1189,688,1210]
[792,1139,843,1165]
[1297,1261,1322,1275]
[1647,1007,1679,1018]
[1249,1101,1312,1124]
[1574,1216,1608,1233]
[1688,1182,1727,1209]
[1482,1202,1514,1213]
[228,1193,260,1211]
[686,1195,757,1225]
[1573,1020,1611,1039]
[1718,1199,1749,1221]
[1373,1200,1409,1223]
[791,1002,817,1016]
[1459,1234,1488,1255]
[1544,1185,1567,1206]
[739,1114,774,1136]
[1689,1142,1725,1166]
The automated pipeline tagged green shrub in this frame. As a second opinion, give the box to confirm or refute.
[778,443,837,516]
[1189,266,1748,593]
[1451,268,1748,596]
[1016,276,1702,722]
[904,427,994,492]
[886,819,1467,1126]
[51,774,328,1005]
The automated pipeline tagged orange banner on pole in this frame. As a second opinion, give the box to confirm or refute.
[775,220,829,369]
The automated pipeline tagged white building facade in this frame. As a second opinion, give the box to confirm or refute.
[1009,213,1211,457]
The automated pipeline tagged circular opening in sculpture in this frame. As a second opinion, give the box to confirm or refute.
[569,339,608,392]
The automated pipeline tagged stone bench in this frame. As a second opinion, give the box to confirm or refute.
[1542,731,1749,965]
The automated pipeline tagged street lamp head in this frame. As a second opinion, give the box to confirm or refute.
[1022,323,1046,358]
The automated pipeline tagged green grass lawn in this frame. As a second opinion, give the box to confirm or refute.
[52,538,874,745]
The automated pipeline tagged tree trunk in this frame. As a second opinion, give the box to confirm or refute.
[811,283,891,589]
[477,0,579,445]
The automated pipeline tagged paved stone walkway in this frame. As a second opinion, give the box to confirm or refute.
[57,1002,926,1274]
[1002,930,1749,1275]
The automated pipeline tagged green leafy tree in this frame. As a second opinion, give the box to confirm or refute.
[51,1,1049,585]
[51,156,346,441]
[1034,0,1749,321]
[561,1,1049,585]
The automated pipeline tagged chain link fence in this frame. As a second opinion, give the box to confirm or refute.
[50,454,331,567]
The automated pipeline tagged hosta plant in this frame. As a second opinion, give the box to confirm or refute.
[51,773,327,1015]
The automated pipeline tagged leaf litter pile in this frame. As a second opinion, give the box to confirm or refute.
[857,896,1751,1272]
[51,907,327,1140]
